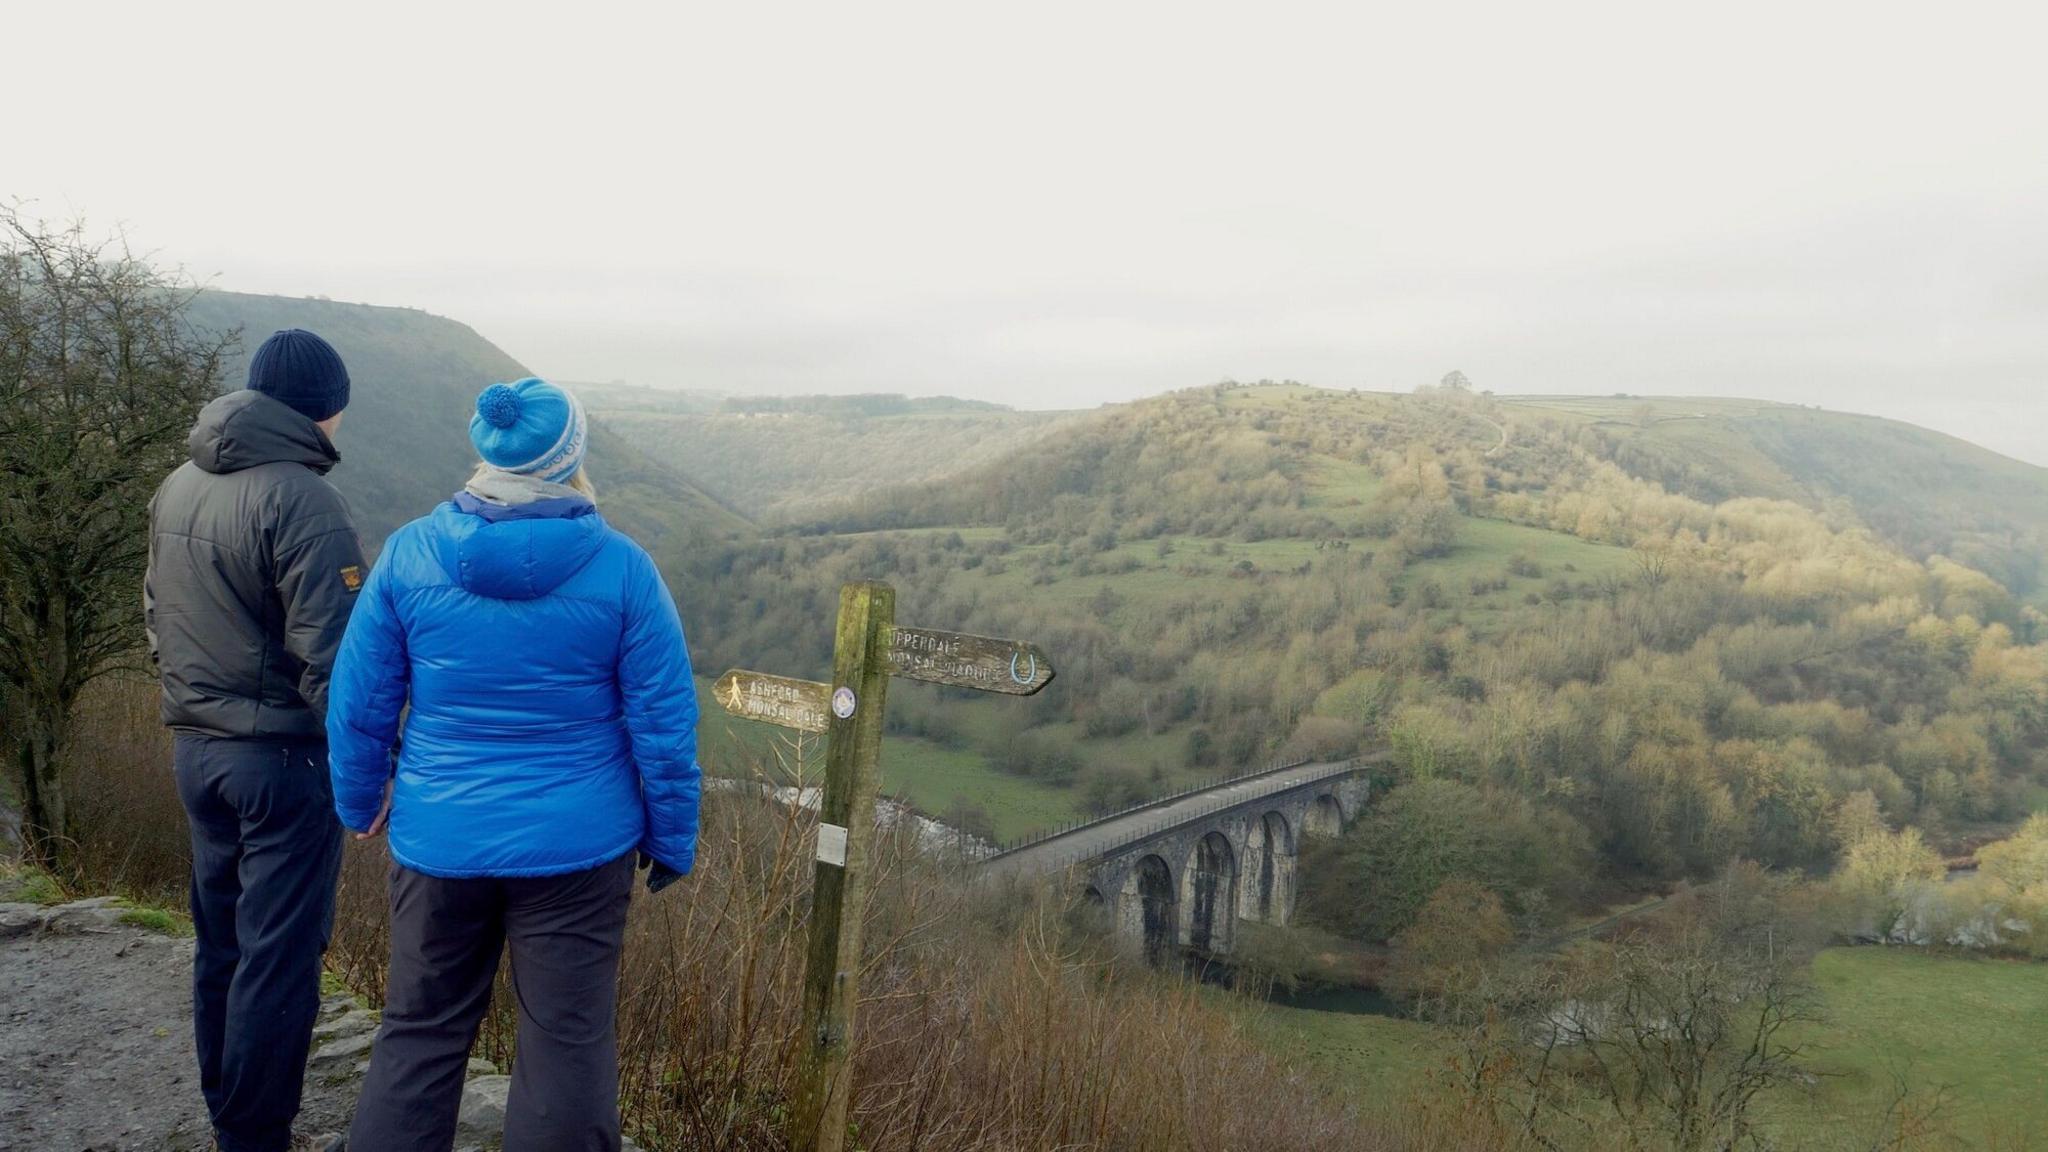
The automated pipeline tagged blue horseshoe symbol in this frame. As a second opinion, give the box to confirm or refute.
[1010,651,1037,685]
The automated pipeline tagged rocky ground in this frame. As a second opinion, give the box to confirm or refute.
[0,895,619,1152]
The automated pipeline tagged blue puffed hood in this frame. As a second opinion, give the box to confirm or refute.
[432,497,605,601]
[327,497,703,880]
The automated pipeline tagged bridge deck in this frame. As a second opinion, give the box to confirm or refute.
[983,758,1364,878]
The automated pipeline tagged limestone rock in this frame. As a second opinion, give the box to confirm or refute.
[0,902,39,939]
[456,1074,511,1144]
[309,1031,376,1069]
[318,994,357,1020]
[38,897,126,934]
[466,1057,498,1076]
[312,1009,378,1042]
[452,1072,641,1150]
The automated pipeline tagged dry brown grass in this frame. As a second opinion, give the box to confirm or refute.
[62,676,1503,1152]
[64,672,189,898]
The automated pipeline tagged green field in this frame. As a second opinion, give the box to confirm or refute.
[904,531,1340,612]
[1398,516,1638,638]
[1302,456,1384,508]
[1789,948,2048,1144]
[694,683,1262,844]
[1408,516,1632,582]
[1254,948,2048,1147]
[894,506,1625,636]
[874,738,1082,840]
[1239,994,1451,1112]
[693,678,1088,842]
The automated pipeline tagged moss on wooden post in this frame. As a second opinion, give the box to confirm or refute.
[790,581,895,1152]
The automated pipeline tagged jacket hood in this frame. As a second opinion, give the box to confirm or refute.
[189,391,341,476]
[431,500,607,601]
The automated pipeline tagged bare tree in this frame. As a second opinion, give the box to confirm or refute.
[1632,542,1674,590]
[1451,866,1825,1152]
[0,208,229,869]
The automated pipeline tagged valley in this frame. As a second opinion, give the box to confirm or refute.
[49,290,2048,1150]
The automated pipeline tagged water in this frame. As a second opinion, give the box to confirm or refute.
[1271,983,1403,1018]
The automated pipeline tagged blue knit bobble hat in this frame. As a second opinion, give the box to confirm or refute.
[468,377,588,483]
[247,329,350,421]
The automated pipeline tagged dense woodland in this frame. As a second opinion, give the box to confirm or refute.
[657,383,2048,949]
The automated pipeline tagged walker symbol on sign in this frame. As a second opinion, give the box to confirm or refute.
[831,687,857,719]
[710,669,831,734]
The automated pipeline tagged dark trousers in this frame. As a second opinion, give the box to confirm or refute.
[174,734,345,1152]
[348,853,636,1152]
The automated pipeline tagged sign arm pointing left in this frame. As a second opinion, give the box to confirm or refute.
[713,669,833,734]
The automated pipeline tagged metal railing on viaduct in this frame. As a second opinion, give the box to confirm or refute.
[980,750,1386,879]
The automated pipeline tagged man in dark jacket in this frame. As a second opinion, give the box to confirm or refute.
[146,328,367,1152]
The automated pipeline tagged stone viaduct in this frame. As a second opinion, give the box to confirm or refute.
[982,754,1379,963]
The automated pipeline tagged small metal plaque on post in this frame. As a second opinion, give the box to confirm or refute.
[729,587,1056,1152]
[714,669,832,733]
[884,627,1056,695]
[816,822,848,867]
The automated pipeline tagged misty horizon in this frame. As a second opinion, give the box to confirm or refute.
[16,2,2048,462]
[191,260,2048,471]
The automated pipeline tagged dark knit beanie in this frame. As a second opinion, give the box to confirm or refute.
[246,329,351,422]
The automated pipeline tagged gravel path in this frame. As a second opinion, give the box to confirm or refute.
[0,909,358,1151]
[0,897,631,1152]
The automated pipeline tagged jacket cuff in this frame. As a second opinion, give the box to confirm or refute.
[640,842,694,877]
[334,790,380,833]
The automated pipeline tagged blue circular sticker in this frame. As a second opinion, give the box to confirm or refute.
[831,686,857,719]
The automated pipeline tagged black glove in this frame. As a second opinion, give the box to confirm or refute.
[638,851,684,894]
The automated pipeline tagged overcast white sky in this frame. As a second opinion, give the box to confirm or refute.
[14,1,2048,460]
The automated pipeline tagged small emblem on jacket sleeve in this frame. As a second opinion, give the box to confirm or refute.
[340,565,364,593]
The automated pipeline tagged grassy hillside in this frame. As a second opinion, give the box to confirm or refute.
[182,291,751,548]
[1506,393,2048,598]
[582,382,1081,521]
[672,381,2048,943]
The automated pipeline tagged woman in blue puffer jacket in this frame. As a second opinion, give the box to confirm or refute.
[328,377,699,1152]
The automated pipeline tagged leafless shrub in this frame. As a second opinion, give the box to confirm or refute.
[63,687,1448,1152]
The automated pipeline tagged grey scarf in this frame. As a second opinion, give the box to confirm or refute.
[465,467,585,507]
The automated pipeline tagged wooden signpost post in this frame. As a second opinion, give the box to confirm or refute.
[712,581,1055,1152]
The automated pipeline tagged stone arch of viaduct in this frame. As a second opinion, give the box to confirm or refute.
[1076,774,1369,961]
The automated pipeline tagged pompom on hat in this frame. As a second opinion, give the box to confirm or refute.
[468,377,588,483]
